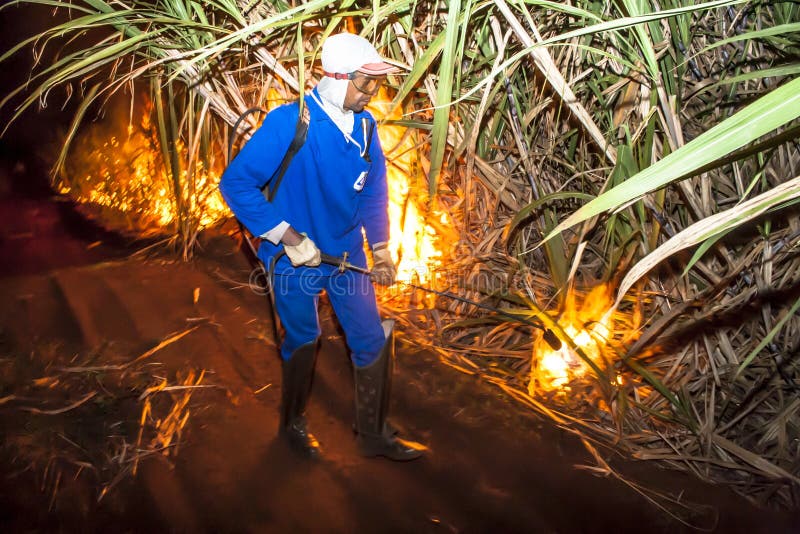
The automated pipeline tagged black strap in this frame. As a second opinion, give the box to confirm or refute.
[266,104,310,202]
[226,103,310,271]
[361,117,375,163]
[228,106,266,164]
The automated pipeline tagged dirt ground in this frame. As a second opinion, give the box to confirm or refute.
[1,191,798,533]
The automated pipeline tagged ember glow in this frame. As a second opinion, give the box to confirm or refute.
[529,285,616,393]
[57,102,227,234]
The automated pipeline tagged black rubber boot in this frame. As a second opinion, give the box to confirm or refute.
[280,339,321,458]
[354,320,426,461]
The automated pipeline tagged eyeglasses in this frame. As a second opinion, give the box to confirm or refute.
[323,71,386,96]
[349,73,385,96]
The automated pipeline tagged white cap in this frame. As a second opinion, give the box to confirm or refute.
[321,33,398,76]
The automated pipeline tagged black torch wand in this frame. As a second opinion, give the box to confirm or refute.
[319,253,562,351]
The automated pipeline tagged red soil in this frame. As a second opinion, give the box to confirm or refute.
[0,192,797,533]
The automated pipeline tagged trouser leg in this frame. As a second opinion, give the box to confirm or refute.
[273,269,323,360]
[325,268,385,366]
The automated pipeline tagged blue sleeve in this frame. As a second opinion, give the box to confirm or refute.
[219,105,295,236]
[359,120,390,247]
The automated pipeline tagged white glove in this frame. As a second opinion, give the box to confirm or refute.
[284,236,321,267]
[370,243,397,286]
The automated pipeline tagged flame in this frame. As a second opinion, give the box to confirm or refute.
[58,99,227,234]
[368,92,450,284]
[530,285,616,393]
[61,89,446,278]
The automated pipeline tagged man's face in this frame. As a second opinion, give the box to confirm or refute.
[343,73,386,112]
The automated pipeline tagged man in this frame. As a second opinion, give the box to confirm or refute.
[220,33,425,461]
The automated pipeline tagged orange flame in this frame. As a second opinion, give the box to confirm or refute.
[368,92,450,284]
[530,285,616,393]
[61,91,446,279]
[57,101,227,234]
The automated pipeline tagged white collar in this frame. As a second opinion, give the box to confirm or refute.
[314,80,354,136]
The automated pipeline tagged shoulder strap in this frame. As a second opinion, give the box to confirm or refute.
[361,116,375,163]
[266,104,310,202]
[228,107,266,165]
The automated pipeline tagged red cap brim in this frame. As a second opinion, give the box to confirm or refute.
[358,62,398,76]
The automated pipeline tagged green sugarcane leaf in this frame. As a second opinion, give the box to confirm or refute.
[681,233,726,277]
[389,29,446,110]
[428,0,462,199]
[614,174,800,307]
[623,358,693,427]
[452,0,745,106]
[52,83,101,178]
[701,22,800,51]
[736,295,800,378]
[546,75,800,241]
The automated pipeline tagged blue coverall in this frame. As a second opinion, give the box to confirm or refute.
[219,88,388,366]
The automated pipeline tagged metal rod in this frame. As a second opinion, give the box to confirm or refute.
[319,253,562,350]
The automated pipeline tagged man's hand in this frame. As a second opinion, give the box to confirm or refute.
[283,228,321,267]
[370,243,396,286]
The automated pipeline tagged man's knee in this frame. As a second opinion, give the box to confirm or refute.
[281,330,320,360]
[348,321,387,366]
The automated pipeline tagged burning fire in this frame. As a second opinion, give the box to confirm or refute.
[368,92,451,284]
[57,100,227,234]
[530,285,617,393]
[60,90,446,282]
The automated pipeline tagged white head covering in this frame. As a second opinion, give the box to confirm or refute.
[321,33,397,77]
[314,33,397,135]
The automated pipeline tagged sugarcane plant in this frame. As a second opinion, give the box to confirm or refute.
[2,0,799,509]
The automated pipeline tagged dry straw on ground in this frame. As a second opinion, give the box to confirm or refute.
[0,327,209,504]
